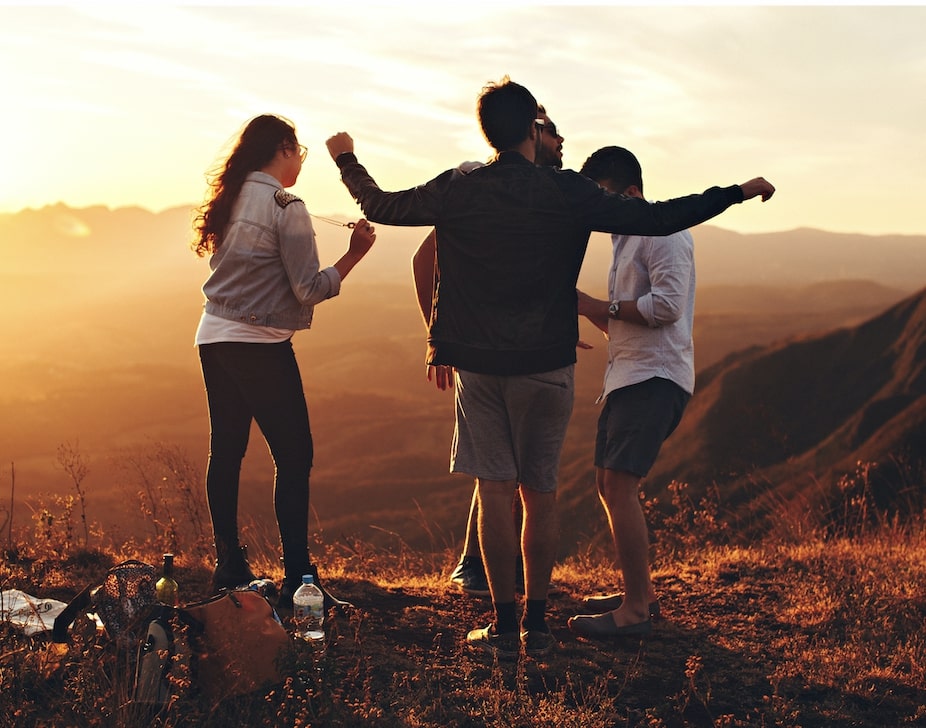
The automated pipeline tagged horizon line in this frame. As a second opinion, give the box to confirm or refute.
[2,201,925,239]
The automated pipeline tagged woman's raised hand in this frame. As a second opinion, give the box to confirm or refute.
[349,219,376,258]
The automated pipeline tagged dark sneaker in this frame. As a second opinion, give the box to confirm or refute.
[450,556,490,597]
[466,624,520,661]
[520,629,556,658]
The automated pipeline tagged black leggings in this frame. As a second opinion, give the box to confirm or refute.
[199,340,312,557]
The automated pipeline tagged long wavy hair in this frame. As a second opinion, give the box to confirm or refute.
[193,114,297,257]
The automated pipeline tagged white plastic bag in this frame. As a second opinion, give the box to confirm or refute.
[1,589,68,636]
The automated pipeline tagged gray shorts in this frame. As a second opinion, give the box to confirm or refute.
[594,377,690,477]
[450,365,575,493]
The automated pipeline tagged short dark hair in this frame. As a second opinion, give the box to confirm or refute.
[580,146,644,195]
[477,76,538,152]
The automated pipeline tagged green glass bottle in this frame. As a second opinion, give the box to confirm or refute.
[156,553,179,607]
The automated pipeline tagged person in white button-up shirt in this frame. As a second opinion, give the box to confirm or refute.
[570,146,698,640]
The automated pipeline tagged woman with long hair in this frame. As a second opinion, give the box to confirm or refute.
[193,114,375,610]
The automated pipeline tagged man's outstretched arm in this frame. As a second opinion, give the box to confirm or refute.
[574,174,775,237]
[326,132,445,226]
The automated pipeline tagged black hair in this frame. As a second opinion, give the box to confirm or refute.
[579,146,644,195]
[477,76,538,153]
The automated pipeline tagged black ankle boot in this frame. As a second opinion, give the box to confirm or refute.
[211,541,258,593]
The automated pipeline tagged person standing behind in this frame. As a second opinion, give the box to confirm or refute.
[192,114,376,612]
[569,145,696,638]
[326,76,774,660]
[412,106,566,599]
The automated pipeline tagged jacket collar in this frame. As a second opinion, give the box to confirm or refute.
[245,170,283,188]
[494,151,533,166]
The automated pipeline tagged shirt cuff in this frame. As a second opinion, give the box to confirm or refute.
[335,152,358,169]
[322,266,342,297]
[637,294,657,327]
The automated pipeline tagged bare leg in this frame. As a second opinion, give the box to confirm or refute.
[596,469,622,575]
[476,478,519,608]
[462,485,481,558]
[519,486,558,601]
[597,466,655,625]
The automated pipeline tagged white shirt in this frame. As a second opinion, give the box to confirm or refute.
[195,311,293,345]
[601,229,696,398]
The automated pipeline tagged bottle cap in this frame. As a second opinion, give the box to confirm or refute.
[302,574,314,584]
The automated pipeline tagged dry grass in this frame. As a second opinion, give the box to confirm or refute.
[0,473,924,727]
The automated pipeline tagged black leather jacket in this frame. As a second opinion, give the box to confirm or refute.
[337,151,743,375]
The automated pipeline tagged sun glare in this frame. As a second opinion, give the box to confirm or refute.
[52,213,92,238]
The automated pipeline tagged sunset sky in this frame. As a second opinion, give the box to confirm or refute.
[2,3,924,236]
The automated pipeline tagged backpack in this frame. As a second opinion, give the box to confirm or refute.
[53,562,294,708]
[52,561,182,711]
[52,559,159,643]
[181,588,294,703]
[132,588,294,708]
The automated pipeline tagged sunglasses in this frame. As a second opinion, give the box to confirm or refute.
[535,119,562,138]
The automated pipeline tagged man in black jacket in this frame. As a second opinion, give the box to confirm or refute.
[327,76,774,659]
[413,103,567,601]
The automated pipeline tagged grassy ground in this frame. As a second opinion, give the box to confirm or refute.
[1,485,924,727]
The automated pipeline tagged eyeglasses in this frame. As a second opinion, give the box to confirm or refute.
[535,119,562,138]
[283,143,308,161]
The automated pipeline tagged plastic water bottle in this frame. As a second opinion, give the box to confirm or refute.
[292,574,325,644]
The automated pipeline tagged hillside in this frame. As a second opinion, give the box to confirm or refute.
[2,519,925,727]
[645,286,926,534]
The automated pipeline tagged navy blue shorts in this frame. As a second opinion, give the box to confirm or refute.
[594,377,690,477]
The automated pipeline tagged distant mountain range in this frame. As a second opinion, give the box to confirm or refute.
[5,203,926,289]
[1,204,924,551]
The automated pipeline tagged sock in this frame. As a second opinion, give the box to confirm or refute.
[523,599,548,633]
[493,601,518,634]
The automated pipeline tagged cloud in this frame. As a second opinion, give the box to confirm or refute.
[1,4,923,235]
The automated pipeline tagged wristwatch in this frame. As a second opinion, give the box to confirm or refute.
[608,300,621,320]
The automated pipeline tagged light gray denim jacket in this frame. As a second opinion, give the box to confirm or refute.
[202,171,341,330]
